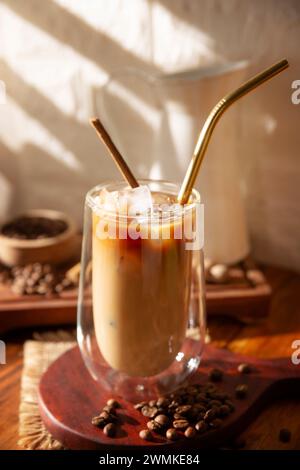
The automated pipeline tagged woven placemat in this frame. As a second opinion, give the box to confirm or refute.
[18,331,76,450]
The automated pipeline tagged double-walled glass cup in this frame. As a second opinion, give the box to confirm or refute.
[77,179,206,401]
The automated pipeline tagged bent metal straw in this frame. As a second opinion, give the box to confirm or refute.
[178,59,289,205]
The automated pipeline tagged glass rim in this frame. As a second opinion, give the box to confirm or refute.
[85,179,201,223]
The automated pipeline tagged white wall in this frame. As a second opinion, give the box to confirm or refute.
[0,0,299,270]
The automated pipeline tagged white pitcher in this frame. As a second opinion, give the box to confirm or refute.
[95,60,249,264]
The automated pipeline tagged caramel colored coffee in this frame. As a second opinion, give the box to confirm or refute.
[92,192,193,376]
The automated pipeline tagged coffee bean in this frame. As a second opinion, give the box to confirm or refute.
[44,273,54,284]
[147,420,161,432]
[107,398,120,408]
[195,420,208,433]
[186,385,198,395]
[209,368,223,382]
[134,401,147,410]
[37,285,48,295]
[54,283,63,294]
[102,406,117,418]
[204,409,217,423]
[91,415,107,428]
[169,398,182,408]
[148,399,156,407]
[237,363,252,374]
[193,404,207,413]
[166,428,179,441]
[173,419,189,430]
[1,216,67,240]
[103,423,116,437]
[279,428,291,443]
[225,400,235,412]
[208,400,222,408]
[185,395,195,405]
[154,414,169,427]
[141,405,158,418]
[218,404,230,417]
[43,264,52,274]
[156,397,170,408]
[235,384,248,399]
[11,284,26,295]
[185,426,196,438]
[195,393,207,403]
[139,429,153,441]
[175,405,192,416]
[99,410,110,420]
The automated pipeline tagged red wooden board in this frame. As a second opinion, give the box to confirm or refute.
[38,344,299,450]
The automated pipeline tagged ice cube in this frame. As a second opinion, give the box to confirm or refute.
[118,185,153,216]
[99,188,119,213]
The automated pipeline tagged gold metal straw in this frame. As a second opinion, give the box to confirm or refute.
[178,59,289,204]
[90,117,139,188]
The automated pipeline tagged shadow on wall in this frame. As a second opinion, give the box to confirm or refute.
[0,141,19,222]
[2,0,159,76]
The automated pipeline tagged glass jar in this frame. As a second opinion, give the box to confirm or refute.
[77,179,206,401]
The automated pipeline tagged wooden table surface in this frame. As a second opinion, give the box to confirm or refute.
[0,265,300,450]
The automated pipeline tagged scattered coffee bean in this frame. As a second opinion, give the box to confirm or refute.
[235,384,248,399]
[175,405,192,416]
[237,363,252,374]
[139,429,153,441]
[225,400,235,412]
[106,398,120,408]
[218,404,230,417]
[185,426,196,438]
[102,404,115,413]
[173,419,189,430]
[209,399,222,408]
[103,423,117,437]
[195,420,208,433]
[186,385,198,396]
[154,414,169,427]
[147,420,162,432]
[1,262,76,297]
[133,371,236,443]
[141,405,158,418]
[166,428,180,441]
[99,410,110,419]
[91,415,106,428]
[279,428,291,443]
[209,368,223,382]
[204,408,217,423]
[134,401,147,410]
[156,397,170,408]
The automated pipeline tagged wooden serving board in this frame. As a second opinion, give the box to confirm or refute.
[38,344,300,450]
[0,260,271,334]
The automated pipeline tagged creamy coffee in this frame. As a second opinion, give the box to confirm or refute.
[92,190,193,377]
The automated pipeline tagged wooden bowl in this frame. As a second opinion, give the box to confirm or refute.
[0,209,78,267]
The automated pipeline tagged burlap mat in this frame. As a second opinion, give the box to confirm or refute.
[18,331,76,450]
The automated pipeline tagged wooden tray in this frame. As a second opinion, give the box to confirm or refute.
[0,259,271,334]
[38,344,300,450]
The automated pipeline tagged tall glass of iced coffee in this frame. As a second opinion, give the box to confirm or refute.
[77,179,206,400]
